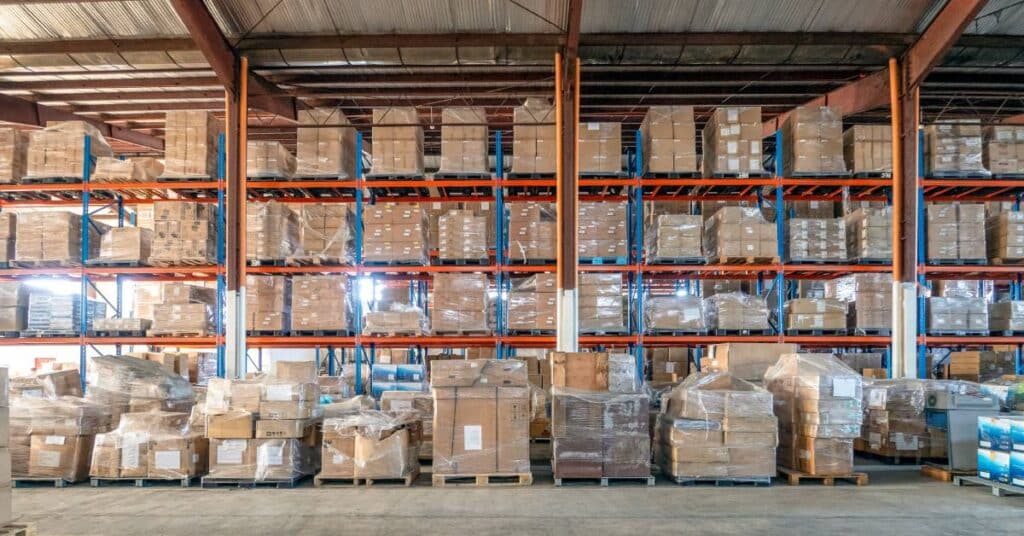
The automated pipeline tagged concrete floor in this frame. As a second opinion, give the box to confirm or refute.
[11,470,1024,535]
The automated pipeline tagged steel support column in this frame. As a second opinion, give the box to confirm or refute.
[555,52,579,352]
[224,58,248,378]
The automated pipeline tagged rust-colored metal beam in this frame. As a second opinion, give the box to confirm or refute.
[0,93,163,151]
[904,0,987,89]
[0,37,195,55]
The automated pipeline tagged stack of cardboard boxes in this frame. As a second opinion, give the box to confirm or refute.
[983,125,1024,176]
[550,352,650,481]
[9,369,81,399]
[362,203,428,264]
[508,273,556,333]
[511,99,556,175]
[26,121,113,180]
[363,305,427,336]
[787,218,846,262]
[927,202,986,262]
[987,210,1024,262]
[977,415,1024,487]
[780,106,846,176]
[990,301,1024,332]
[784,298,847,332]
[431,273,489,334]
[295,107,357,178]
[298,203,351,263]
[646,213,703,261]
[12,397,112,483]
[825,274,893,333]
[843,124,892,175]
[380,391,434,458]
[648,348,690,386]
[85,354,194,424]
[644,295,707,332]
[247,141,296,178]
[439,107,488,175]
[150,201,217,265]
[947,351,1017,382]
[247,202,300,262]
[0,368,7,524]
[924,123,987,176]
[26,291,105,333]
[15,211,101,265]
[162,111,220,179]
[91,227,152,265]
[857,380,946,460]
[371,108,424,176]
[319,410,421,483]
[845,206,892,261]
[0,213,14,265]
[291,275,350,333]
[766,353,863,476]
[702,107,763,176]
[0,128,28,184]
[701,343,797,382]
[150,282,215,335]
[703,207,777,261]
[370,364,426,399]
[92,157,162,183]
[0,281,25,332]
[578,202,628,260]
[579,273,625,333]
[639,106,697,175]
[578,123,622,174]
[246,275,288,333]
[430,360,531,479]
[508,201,556,262]
[92,317,152,334]
[656,372,777,481]
[705,292,770,332]
[437,209,488,262]
[927,296,988,334]
[90,411,207,481]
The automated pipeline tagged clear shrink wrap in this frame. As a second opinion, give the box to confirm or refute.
[703,206,777,260]
[786,218,846,262]
[208,437,319,481]
[701,107,763,176]
[705,292,770,331]
[298,203,353,263]
[162,111,220,179]
[511,98,556,175]
[578,201,628,260]
[0,127,28,184]
[843,124,892,174]
[845,206,892,261]
[984,125,1024,176]
[923,123,986,176]
[989,300,1024,332]
[437,209,488,262]
[9,369,81,399]
[644,294,707,332]
[926,202,986,262]
[981,376,1024,411]
[578,122,622,174]
[927,296,989,333]
[780,106,846,176]
[439,107,489,174]
[245,275,289,333]
[321,395,377,417]
[25,291,106,332]
[15,211,102,264]
[362,202,428,264]
[0,212,14,264]
[431,273,490,334]
[784,298,847,331]
[645,213,702,261]
[824,273,892,332]
[246,201,300,261]
[986,210,1024,261]
[89,411,207,480]
[551,388,650,479]
[319,410,421,479]
[295,107,357,178]
[149,201,217,265]
[639,106,697,175]
[290,275,351,333]
[508,201,556,262]
[26,121,113,179]
[380,391,434,456]
[92,227,152,264]
[507,273,556,332]
[579,272,626,333]
[86,355,195,424]
[246,140,296,178]
[363,303,428,335]
[0,279,25,331]
[11,396,113,480]
[371,107,424,176]
[92,157,163,183]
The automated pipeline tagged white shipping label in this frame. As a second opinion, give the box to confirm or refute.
[37,450,61,468]
[266,384,294,401]
[727,109,739,122]
[832,378,857,398]
[798,449,810,460]
[412,373,422,381]
[260,445,285,466]
[750,141,761,154]
[893,433,918,451]
[217,444,244,465]
[154,450,181,470]
[868,389,887,408]
[463,425,483,451]
[727,158,740,171]
[587,123,600,130]
[390,400,413,410]
[45,435,66,445]
[122,444,140,469]
[388,374,396,381]
[727,141,739,154]
[665,362,676,373]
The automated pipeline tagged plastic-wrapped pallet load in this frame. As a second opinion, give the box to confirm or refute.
[765,353,863,476]
[923,122,987,176]
[845,207,892,261]
[824,274,893,333]
[981,376,1024,411]
[319,410,421,482]
[439,107,489,175]
[702,107,763,176]
[150,201,217,266]
[656,372,777,481]
[296,203,352,264]
[371,107,424,176]
[926,202,986,262]
[245,275,289,333]
[787,218,846,262]
[579,273,626,333]
[86,354,194,424]
[26,121,113,180]
[362,203,428,265]
[295,107,356,178]
[15,211,102,265]
[511,98,556,175]
[705,292,770,332]
[92,157,163,183]
[947,350,1016,382]
[927,296,988,334]
[578,122,622,174]
[780,106,846,176]
[91,227,152,265]
[431,273,490,334]
[508,201,556,262]
[989,301,1024,332]
[380,391,434,457]
[162,111,221,179]
[26,290,105,333]
[703,207,777,261]
[0,213,14,265]
[784,298,846,332]
[986,210,1024,262]
[246,141,296,179]
[11,396,114,482]
[0,128,29,184]
[702,343,798,382]
[0,281,26,332]
[246,201,300,262]
[90,410,207,481]
[363,303,428,336]
[578,201,627,260]
[430,360,531,479]
[639,106,697,175]
[646,213,702,262]
[843,124,892,175]
[9,369,81,399]
[983,125,1024,176]
[648,348,690,385]
[437,209,488,262]
[150,282,215,336]
[644,294,706,332]
[507,273,556,332]
[0,367,7,524]
[290,275,350,333]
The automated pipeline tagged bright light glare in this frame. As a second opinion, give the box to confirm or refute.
[675,288,689,297]
[23,278,79,295]
[358,277,377,305]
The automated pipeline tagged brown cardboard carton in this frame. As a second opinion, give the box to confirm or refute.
[296,107,357,178]
[432,385,530,475]
[550,352,609,391]
[440,108,489,174]
[206,411,255,439]
[26,122,113,179]
[147,437,198,479]
[28,434,93,481]
[162,111,220,179]
[640,106,697,174]
[256,419,313,439]
[208,439,256,479]
[705,343,798,381]
[0,128,28,184]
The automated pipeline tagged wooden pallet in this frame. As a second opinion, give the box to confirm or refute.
[778,467,868,486]
[0,522,36,536]
[284,256,346,267]
[670,476,772,487]
[200,476,306,489]
[90,476,194,488]
[314,469,419,488]
[12,259,82,268]
[362,330,424,336]
[432,472,532,487]
[148,258,214,267]
[431,330,492,336]
[954,475,1024,497]
[554,475,655,487]
[13,477,75,488]
[991,257,1024,266]
[708,256,780,265]
[921,463,972,482]
[147,330,210,337]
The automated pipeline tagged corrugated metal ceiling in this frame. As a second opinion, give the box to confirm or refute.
[964,0,1024,35]
[0,0,186,40]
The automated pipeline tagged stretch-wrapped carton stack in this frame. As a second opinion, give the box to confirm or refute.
[363,302,427,335]
[440,107,488,174]
[657,372,777,480]
[551,352,650,480]
[702,107,763,176]
[92,227,152,265]
[247,141,296,178]
[704,207,777,260]
[948,351,1016,382]
[843,125,892,174]
[705,292,770,332]
[0,213,14,264]
[0,368,7,524]
[508,201,555,262]
[10,369,82,400]
[0,128,28,184]
[787,218,846,262]
[857,380,960,459]
[245,275,288,333]
[927,203,986,262]
[924,123,986,176]
[369,363,426,399]
[93,317,152,333]
[371,107,423,176]
[247,202,300,262]
[644,295,706,332]
[511,98,556,175]
[785,298,846,331]
[438,209,488,262]
[640,106,697,175]
[579,202,627,260]
[646,214,702,261]
[295,107,356,178]
[12,397,112,482]
[987,211,1024,261]
[151,282,215,335]
[291,275,350,333]
[299,204,351,263]
[845,207,892,261]
[15,211,101,264]
[766,353,863,476]
[362,203,428,264]
[85,354,194,424]
[90,411,207,481]
[928,295,988,334]
[781,106,846,176]
[990,301,1024,332]
[0,281,25,331]
[508,273,556,332]
[580,273,625,333]
[578,122,621,174]
[983,125,1024,176]
[320,410,421,481]
[26,121,113,180]
[26,291,105,333]
[150,201,217,265]
[649,348,690,384]
[825,274,892,332]
[431,273,489,334]
[702,343,798,382]
[431,360,530,476]
[162,111,220,179]
[92,157,163,183]
[380,391,433,457]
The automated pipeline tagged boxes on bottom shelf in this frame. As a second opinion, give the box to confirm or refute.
[208,437,318,480]
[552,390,651,479]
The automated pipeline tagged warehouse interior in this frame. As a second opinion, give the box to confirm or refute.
[1,1,1024,535]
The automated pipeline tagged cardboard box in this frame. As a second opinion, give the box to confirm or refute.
[431,273,490,334]
[640,106,697,174]
[705,343,798,381]
[440,107,489,174]
[924,123,986,175]
[843,124,892,174]
[207,411,255,439]
[511,99,556,175]
[290,274,350,332]
[781,106,846,175]
[28,434,93,481]
[0,128,28,184]
[702,107,763,175]
[208,439,256,479]
[578,122,622,174]
[432,386,531,475]
[26,121,113,179]
[295,107,357,178]
[371,107,424,175]
[550,352,608,391]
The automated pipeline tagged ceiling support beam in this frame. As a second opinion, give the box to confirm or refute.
[0,93,163,150]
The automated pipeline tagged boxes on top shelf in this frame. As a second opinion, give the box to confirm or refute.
[371,107,424,176]
[701,107,763,176]
[0,127,29,184]
[162,111,221,179]
[26,121,113,180]
[439,107,489,174]
[247,141,296,179]
[843,124,892,175]
[780,106,846,176]
[984,125,1024,176]
[923,122,986,176]
[295,107,357,179]
[639,106,697,175]
[511,98,556,175]
[578,122,622,174]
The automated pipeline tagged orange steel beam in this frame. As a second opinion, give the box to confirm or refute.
[918,335,1024,346]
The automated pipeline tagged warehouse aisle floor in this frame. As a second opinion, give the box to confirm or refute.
[12,471,1024,535]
